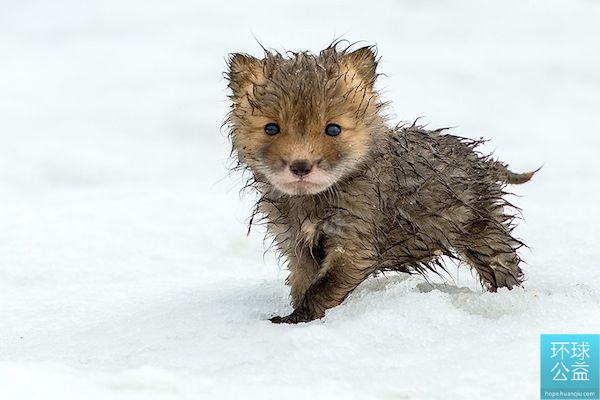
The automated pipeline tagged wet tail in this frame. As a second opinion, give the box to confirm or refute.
[497,164,541,185]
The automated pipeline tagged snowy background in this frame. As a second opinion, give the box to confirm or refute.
[1,0,599,399]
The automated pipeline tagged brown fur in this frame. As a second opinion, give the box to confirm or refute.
[225,43,537,324]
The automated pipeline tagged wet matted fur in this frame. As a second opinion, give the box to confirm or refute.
[225,42,537,324]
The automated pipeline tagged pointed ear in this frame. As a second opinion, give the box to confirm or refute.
[344,46,378,87]
[227,53,264,98]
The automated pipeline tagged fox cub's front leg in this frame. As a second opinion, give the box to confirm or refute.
[271,249,376,324]
[285,251,321,309]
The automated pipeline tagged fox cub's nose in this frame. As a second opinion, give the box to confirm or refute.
[290,159,312,177]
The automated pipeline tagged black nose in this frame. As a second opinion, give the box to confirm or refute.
[290,159,312,177]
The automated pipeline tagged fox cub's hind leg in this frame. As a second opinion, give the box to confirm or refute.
[458,214,524,291]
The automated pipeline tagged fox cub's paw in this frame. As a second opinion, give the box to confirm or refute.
[269,309,319,324]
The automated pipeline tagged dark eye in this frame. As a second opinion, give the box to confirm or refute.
[325,123,342,137]
[264,123,280,136]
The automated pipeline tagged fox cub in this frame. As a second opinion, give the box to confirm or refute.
[225,43,536,324]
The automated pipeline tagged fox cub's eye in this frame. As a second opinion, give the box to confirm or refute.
[264,123,280,136]
[325,123,342,137]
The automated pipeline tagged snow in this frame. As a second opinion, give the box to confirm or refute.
[1,0,599,399]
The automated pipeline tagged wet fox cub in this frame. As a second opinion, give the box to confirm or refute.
[225,43,537,324]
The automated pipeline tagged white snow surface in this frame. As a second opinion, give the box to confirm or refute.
[1,1,600,399]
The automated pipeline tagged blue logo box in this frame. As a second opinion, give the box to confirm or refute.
[541,334,599,399]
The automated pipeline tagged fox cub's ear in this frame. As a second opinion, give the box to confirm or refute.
[344,46,378,88]
[227,53,264,98]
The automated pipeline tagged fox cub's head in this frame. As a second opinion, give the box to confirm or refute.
[226,45,386,195]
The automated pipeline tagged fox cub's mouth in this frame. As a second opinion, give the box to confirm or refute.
[268,161,336,195]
